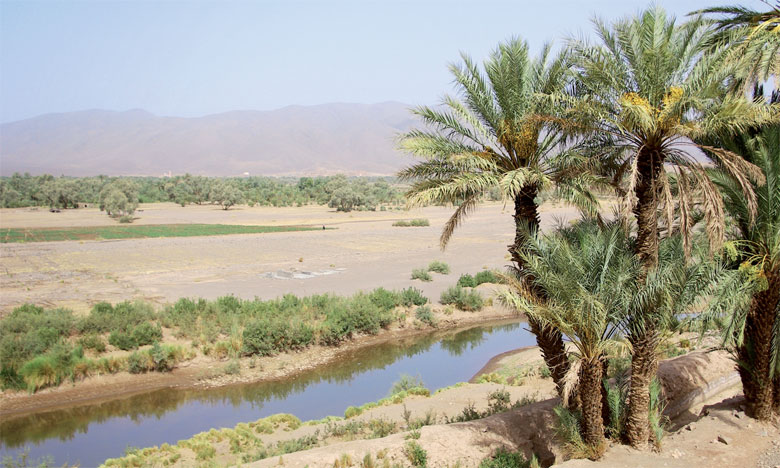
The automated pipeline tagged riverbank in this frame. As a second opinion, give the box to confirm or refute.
[93,333,776,468]
[0,303,519,420]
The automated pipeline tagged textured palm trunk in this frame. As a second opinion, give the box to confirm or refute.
[773,375,780,413]
[625,147,664,448]
[737,271,779,421]
[580,357,606,455]
[632,148,664,273]
[625,326,658,448]
[512,186,570,401]
[600,357,611,428]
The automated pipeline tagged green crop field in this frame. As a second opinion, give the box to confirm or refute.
[1,224,323,243]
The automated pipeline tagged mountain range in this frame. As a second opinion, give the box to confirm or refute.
[0,102,422,176]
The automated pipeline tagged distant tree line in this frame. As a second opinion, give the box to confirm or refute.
[0,173,405,213]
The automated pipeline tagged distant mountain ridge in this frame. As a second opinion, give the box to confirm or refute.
[0,102,421,176]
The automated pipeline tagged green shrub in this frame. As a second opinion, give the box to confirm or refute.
[552,405,600,459]
[411,268,432,282]
[242,318,314,356]
[487,389,512,413]
[368,288,401,311]
[131,322,162,346]
[0,365,24,390]
[479,449,538,468]
[457,274,477,288]
[77,334,106,353]
[400,287,428,306]
[319,295,392,345]
[415,306,436,327]
[0,305,75,372]
[440,285,462,305]
[474,270,498,285]
[109,331,137,351]
[447,402,482,422]
[427,261,450,274]
[151,343,176,372]
[403,441,427,467]
[649,377,667,446]
[440,285,483,311]
[368,418,398,438]
[344,406,363,419]
[127,351,154,374]
[78,301,155,335]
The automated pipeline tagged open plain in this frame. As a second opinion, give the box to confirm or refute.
[0,201,585,316]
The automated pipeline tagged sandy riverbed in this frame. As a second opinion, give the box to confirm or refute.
[0,202,591,315]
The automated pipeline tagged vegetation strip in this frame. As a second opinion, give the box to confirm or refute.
[0,287,431,393]
[0,224,320,243]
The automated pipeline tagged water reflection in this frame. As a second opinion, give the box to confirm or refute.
[1,321,530,466]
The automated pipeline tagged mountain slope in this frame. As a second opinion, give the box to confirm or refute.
[0,102,420,176]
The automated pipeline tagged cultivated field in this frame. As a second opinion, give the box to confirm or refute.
[0,202,584,316]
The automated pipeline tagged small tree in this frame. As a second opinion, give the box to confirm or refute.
[210,182,243,210]
[328,187,360,212]
[99,179,139,218]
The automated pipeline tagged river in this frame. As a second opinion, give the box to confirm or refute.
[0,320,533,467]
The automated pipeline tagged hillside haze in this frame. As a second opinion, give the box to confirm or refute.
[0,102,420,176]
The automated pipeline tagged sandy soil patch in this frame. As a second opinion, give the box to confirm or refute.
[0,202,586,315]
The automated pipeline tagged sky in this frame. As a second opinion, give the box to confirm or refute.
[0,0,736,123]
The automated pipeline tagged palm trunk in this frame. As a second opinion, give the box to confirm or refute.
[511,186,570,401]
[632,148,664,273]
[737,271,779,421]
[625,325,658,449]
[625,148,664,448]
[773,375,780,414]
[580,357,606,456]
[601,357,611,428]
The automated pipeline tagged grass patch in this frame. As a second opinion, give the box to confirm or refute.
[480,449,540,468]
[440,285,484,311]
[392,219,429,227]
[415,306,436,327]
[447,390,538,423]
[457,270,500,287]
[411,268,433,282]
[0,224,321,243]
[427,261,450,274]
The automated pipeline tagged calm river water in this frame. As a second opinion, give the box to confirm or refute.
[0,320,533,467]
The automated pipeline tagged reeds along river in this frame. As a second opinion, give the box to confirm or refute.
[0,320,533,467]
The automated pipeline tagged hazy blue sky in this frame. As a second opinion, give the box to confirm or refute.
[1,0,732,122]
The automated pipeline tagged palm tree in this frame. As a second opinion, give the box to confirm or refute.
[692,2,780,90]
[707,119,780,420]
[398,38,600,398]
[502,221,725,454]
[501,221,636,457]
[557,6,777,447]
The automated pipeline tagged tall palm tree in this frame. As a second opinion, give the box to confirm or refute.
[398,38,600,399]
[501,221,636,457]
[556,6,777,447]
[707,119,780,420]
